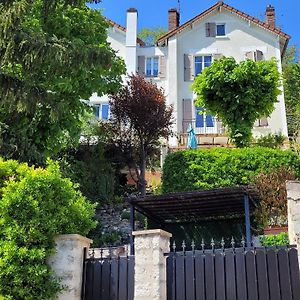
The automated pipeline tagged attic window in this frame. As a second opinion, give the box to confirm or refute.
[216,24,226,36]
[205,22,226,37]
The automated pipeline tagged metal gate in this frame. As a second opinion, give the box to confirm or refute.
[82,248,134,300]
[167,241,300,300]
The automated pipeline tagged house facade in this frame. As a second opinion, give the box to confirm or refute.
[91,1,290,147]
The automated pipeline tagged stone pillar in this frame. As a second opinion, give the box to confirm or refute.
[287,181,300,268]
[48,234,92,300]
[133,229,172,300]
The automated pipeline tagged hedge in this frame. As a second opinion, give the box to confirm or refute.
[162,147,300,193]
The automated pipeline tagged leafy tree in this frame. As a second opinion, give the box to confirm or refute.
[282,46,300,136]
[192,57,281,147]
[0,159,96,299]
[106,74,173,196]
[138,26,167,46]
[0,0,125,164]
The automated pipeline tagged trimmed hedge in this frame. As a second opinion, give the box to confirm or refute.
[162,148,300,193]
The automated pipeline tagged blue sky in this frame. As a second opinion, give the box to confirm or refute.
[88,0,299,49]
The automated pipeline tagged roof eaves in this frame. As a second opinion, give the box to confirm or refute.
[105,17,145,46]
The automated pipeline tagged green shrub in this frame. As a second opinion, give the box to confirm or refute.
[162,147,300,193]
[254,133,285,148]
[260,232,289,246]
[0,159,96,300]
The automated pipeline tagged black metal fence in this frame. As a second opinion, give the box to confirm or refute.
[82,248,134,300]
[167,240,300,300]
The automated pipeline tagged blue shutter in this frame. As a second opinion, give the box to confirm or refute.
[102,104,109,120]
[195,107,204,128]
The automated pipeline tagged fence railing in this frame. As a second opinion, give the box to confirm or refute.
[166,239,300,300]
[82,248,134,300]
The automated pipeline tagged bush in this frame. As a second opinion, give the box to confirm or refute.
[252,167,295,229]
[254,133,285,148]
[162,147,300,193]
[260,232,289,246]
[0,159,96,300]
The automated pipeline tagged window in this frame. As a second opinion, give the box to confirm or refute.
[194,55,212,76]
[205,22,226,37]
[216,24,226,36]
[146,57,159,77]
[195,107,214,128]
[95,103,110,120]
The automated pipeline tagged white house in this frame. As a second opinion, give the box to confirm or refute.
[91,1,290,147]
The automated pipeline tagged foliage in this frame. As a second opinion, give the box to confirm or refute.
[106,74,174,196]
[283,62,300,136]
[0,0,125,164]
[252,167,295,229]
[192,57,281,147]
[260,232,289,246]
[0,159,96,299]
[138,26,167,46]
[254,133,285,148]
[59,119,116,204]
[162,147,300,193]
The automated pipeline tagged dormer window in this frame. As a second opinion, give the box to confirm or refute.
[216,24,226,36]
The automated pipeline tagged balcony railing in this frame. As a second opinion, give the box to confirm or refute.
[182,118,225,135]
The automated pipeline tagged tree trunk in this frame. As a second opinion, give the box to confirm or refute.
[139,147,147,197]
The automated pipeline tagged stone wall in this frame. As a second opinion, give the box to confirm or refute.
[287,180,300,269]
[48,234,92,300]
[95,203,144,246]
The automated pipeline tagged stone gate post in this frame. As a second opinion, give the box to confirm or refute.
[133,229,172,300]
[48,234,92,300]
[287,181,300,269]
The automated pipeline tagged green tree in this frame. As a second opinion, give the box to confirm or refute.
[282,46,300,136]
[192,57,281,147]
[0,159,96,299]
[0,0,125,164]
[138,26,167,46]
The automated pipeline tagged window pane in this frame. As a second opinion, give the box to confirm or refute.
[195,63,202,76]
[146,58,152,76]
[204,56,212,63]
[195,107,204,128]
[153,57,159,76]
[95,105,100,119]
[206,114,214,127]
[102,104,109,120]
[216,24,225,36]
[195,56,202,63]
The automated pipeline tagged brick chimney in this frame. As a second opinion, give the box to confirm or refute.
[265,5,275,29]
[168,8,179,31]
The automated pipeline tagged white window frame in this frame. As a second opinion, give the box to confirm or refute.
[194,55,213,77]
[145,56,159,77]
[216,23,226,37]
[95,103,110,120]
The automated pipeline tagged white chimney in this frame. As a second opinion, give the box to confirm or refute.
[125,8,138,75]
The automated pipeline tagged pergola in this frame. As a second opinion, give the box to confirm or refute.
[126,186,259,254]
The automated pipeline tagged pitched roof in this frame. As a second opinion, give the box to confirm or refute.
[157,1,290,45]
[106,18,145,46]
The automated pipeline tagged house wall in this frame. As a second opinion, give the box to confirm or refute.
[173,8,288,142]
[90,6,289,146]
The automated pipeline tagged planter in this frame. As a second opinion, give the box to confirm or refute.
[264,226,288,235]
